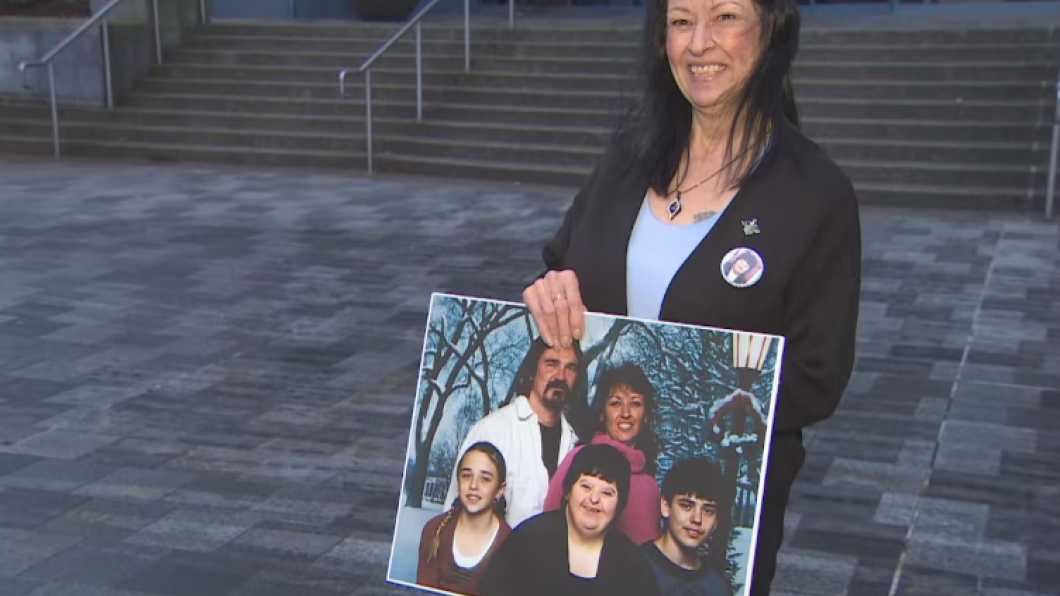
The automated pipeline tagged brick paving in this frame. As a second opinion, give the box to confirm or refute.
[0,156,1057,596]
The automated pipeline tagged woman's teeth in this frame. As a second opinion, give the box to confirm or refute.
[690,64,725,74]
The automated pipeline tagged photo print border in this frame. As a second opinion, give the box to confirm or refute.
[387,292,785,596]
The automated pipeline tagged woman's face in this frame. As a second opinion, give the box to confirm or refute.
[567,474,620,538]
[733,257,751,274]
[602,384,647,446]
[665,0,763,114]
[457,450,505,515]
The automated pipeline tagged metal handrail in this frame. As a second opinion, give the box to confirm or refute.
[1045,60,1060,218]
[339,0,517,175]
[18,0,210,159]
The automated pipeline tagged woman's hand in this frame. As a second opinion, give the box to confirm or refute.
[523,269,586,349]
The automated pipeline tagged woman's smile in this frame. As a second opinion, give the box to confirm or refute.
[688,62,727,77]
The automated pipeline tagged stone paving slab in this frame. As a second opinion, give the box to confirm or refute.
[0,157,1058,596]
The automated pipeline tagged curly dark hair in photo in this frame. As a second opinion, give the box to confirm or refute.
[590,362,659,475]
[661,457,736,574]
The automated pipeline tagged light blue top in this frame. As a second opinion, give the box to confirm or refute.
[626,193,723,320]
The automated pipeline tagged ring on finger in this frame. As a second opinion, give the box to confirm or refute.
[552,292,566,302]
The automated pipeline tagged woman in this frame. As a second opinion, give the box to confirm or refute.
[417,442,512,596]
[543,362,662,545]
[478,444,661,596]
[521,0,861,594]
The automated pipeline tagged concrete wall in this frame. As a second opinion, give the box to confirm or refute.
[0,0,204,106]
[0,18,106,104]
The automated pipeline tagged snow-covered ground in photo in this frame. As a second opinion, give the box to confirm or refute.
[731,527,754,596]
[388,503,445,584]
[389,503,755,596]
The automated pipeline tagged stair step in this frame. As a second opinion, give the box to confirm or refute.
[0,134,366,169]
[182,34,1058,62]
[0,110,1041,189]
[164,48,1056,82]
[836,159,1039,189]
[816,137,1047,166]
[794,79,1050,101]
[147,63,1054,105]
[0,118,366,153]
[2,102,1047,165]
[852,182,1032,211]
[3,97,1050,150]
[200,21,1056,45]
[0,130,1031,211]
[800,117,1049,144]
[798,98,1043,122]
[146,62,1053,101]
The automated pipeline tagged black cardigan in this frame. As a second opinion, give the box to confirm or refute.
[477,510,662,596]
[542,117,861,440]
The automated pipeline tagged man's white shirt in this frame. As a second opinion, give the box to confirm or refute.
[443,395,578,529]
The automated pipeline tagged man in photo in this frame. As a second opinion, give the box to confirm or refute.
[444,336,587,528]
[642,457,735,596]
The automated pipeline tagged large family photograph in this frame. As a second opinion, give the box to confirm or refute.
[387,293,784,596]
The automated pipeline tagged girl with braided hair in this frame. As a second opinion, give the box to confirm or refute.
[417,442,512,595]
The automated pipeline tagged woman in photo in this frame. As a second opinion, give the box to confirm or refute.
[478,444,661,596]
[417,441,512,596]
[722,249,763,287]
[542,362,662,545]
[522,0,862,594]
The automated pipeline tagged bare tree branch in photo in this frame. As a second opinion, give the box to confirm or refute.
[405,299,523,508]
[581,318,631,370]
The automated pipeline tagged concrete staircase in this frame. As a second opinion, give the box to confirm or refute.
[0,17,1057,211]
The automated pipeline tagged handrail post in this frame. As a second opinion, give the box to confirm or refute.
[48,63,60,159]
[464,0,470,72]
[509,0,514,28]
[415,21,423,122]
[200,0,208,24]
[102,17,113,109]
[153,0,163,64]
[1046,81,1060,219]
[365,69,374,175]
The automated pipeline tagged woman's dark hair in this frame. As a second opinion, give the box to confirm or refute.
[427,442,508,563]
[504,336,593,442]
[561,444,632,522]
[590,363,659,475]
[616,0,801,194]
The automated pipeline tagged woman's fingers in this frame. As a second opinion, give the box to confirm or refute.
[523,270,586,348]
[524,279,559,347]
[546,271,574,348]
[559,272,586,342]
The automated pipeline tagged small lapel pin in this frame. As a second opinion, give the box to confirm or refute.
[742,219,761,236]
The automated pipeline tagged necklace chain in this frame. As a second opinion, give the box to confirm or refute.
[666,132,723,221]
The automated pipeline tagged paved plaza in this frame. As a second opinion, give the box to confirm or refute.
[0,155,1057,596]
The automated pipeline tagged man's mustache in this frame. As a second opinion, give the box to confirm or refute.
[545,379,571,395]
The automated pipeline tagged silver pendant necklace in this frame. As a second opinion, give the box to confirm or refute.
[667,169,721,220]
